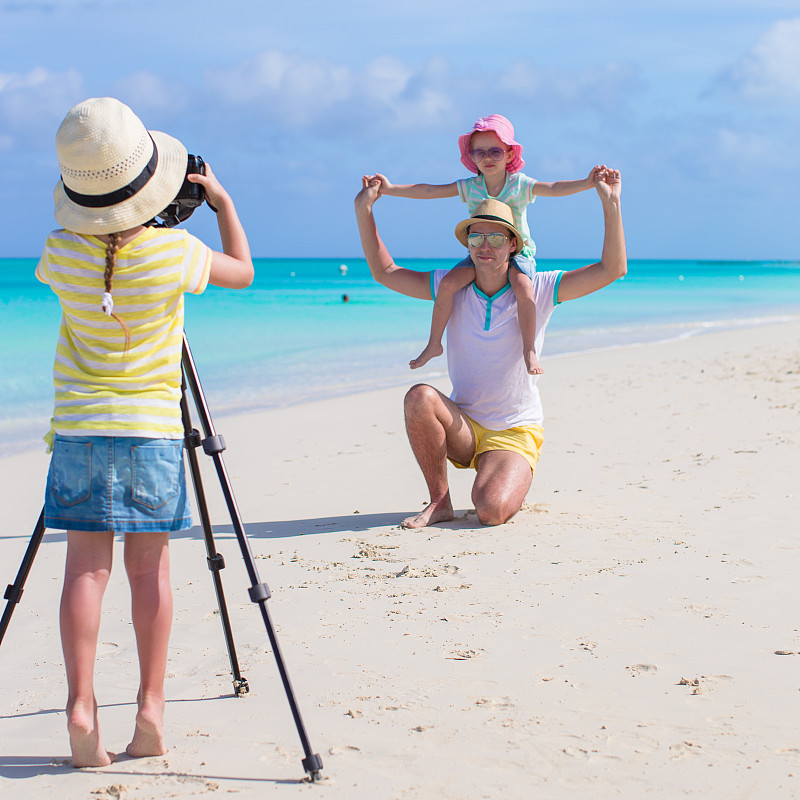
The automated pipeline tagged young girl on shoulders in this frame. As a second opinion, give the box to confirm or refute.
[37,97,253,767]
[367,114,599,374]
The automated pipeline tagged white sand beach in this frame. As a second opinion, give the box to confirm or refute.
[1,320,799,799]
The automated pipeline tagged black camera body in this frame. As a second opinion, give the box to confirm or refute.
[146,154,209,228]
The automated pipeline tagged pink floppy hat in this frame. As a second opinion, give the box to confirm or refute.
[458,114,525,174]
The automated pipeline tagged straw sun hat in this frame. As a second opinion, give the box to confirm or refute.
[454,198,524,255]
[53,97,188,234]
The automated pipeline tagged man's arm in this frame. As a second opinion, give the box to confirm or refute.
[557,168,626,303]
[354,177,434,300]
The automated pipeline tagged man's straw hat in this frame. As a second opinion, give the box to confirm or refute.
[454,198,524,254]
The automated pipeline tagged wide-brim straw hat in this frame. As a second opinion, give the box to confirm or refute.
[53,97,188,234]
[454,198,525,254]
[458,114,525,175]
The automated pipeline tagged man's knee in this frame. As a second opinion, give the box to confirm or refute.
[472,452,531,525]
[473,495,518,526]
[404,383,440,420]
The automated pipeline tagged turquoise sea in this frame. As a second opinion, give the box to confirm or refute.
[2,257,800,456]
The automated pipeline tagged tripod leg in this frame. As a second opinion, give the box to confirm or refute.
[180,388,249,697]
[182,335,323,781]
[0,508,46,647]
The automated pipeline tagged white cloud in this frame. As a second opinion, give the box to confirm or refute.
[0,67,84,136]
[204,49,637,139]
[208,51,353,125]
[206,51,457,134]
[498,60,642,113]
[714,126,800,170]
[722,17,800,101]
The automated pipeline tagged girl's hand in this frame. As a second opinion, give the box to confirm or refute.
[587,165,603,186]
[186,163,230,211]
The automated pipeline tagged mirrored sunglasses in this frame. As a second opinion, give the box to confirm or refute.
[467,232,510,248]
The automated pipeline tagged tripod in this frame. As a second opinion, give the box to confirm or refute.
[0,333,323,782]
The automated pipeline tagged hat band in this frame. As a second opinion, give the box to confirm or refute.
[61,136,159,209]
[471,213,512,226]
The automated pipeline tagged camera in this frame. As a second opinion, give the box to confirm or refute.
[146,154,211,228]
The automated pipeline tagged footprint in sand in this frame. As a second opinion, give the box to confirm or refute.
[625,663,658,677]
[669,741,704,759]
[395,564,460,578]
[96,641,120,659]
[677,674,733,694]
[474,697,515,709]
[445,647,484,661]
[92,785,128,799]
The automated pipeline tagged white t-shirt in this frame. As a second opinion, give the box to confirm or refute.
[432,268,563,430]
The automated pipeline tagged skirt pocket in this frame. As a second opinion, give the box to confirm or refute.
[131,441,183,510]
[50,439,92,506]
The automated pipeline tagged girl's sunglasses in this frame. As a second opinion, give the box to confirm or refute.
[469,147,508,162]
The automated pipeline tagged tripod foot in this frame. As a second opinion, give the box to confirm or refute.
[233,677,250,696]
[302,753,324,781]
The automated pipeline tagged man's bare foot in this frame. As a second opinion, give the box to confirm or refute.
[126,701,167,758]
[410,342,444,369]
[401,498,454,529]
[524,350,543,375]
[67,699,115,768]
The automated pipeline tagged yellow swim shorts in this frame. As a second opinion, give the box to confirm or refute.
[449,415,545,473]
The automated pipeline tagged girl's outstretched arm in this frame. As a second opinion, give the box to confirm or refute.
[532,165,601,197]
[187,165,254,289]
[365,173,459,199]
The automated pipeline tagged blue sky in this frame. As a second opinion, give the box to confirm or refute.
[1,0,798,260]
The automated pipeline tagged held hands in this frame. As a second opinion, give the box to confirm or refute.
[362,173,393,195]
[355,175,382,213]
[593,165,621,204]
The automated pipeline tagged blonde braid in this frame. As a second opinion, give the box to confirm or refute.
[104,232,131,355]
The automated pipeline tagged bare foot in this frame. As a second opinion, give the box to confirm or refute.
[524,350,543,375]
[67,699,115,768]
[410,342,443,369]
[401,498,454,529]
[126,701,167,758]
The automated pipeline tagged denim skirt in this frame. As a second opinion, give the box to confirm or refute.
[44,435,192,533]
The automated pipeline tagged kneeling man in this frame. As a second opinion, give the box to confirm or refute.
[354,168,626,528]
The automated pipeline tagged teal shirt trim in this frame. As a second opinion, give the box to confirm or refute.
[553,270,564,305]
[472,282,513,331]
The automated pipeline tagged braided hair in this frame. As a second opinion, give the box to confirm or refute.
[104,232,131,355]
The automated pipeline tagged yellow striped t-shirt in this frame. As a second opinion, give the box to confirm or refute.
[36,227,212,440]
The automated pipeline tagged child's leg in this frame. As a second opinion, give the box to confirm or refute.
[410,264,476,369]
[60,529,115,767]
[124,531,172,758]
[508,269,542,374]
